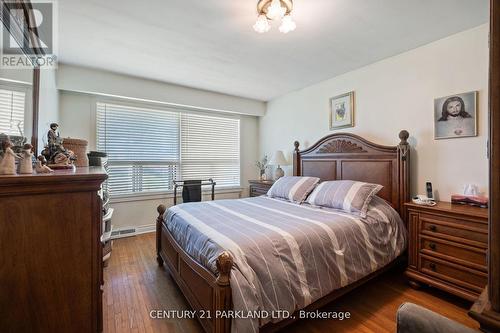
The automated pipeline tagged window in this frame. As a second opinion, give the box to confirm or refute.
[181,113,240,187]
[0,87,26,136]
[96,101,240,197]
[97,102,180,196]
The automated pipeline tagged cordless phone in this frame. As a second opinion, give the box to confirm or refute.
[426,182,433,199]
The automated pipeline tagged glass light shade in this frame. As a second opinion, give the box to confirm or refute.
[266,0,286,20]
[279,14,296,33]
[253,14,271,33]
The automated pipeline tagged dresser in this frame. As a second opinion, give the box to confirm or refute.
[405,202,488,301]
[0,167,107,332]
[248,179,274,197]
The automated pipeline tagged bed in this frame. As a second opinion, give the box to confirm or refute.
[156,131,410,333]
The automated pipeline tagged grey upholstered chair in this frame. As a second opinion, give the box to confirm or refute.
[396,303,479,333]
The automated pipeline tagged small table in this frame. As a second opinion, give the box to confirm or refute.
[248,179,275,197]
[405,201,488,301]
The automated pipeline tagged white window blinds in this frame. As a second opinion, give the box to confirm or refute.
[181,113,240,187]
[97,102,180,197]
[0,88,26,136]
[96,102,241,197]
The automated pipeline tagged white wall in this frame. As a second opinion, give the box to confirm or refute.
[0,68,32,84]
[260,25,489,200]
[59,90,259,231]
[38,69,59,152]
[57,64,266,116]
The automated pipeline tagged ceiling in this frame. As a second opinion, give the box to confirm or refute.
[58,0,488,101]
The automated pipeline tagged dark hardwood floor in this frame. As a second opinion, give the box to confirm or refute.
[103,233,480,333]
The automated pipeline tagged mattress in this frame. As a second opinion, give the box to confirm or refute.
[164,195,407,332]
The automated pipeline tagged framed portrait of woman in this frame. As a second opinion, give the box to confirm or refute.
[434,91,477,139]
[329,91,354,130]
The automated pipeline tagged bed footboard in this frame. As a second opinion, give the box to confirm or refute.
[156,205,233,333]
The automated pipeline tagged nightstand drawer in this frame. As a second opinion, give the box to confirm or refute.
[250,186,268,196]
[420,214,487,246]
[420,236,487,270]
[249,180,274,197]
[420,255,487,292]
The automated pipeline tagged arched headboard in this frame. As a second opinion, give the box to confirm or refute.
[293,130,410,217]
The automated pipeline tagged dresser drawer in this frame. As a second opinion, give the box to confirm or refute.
[420,236,487,270]
[420,214,487,246]
[420,255,487,293]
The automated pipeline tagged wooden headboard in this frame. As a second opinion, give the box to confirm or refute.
[293,130,410,216]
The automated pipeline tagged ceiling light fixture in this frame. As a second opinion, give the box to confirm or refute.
[253,14,271,33]
[279,14,296,33]
[254,0,296,34]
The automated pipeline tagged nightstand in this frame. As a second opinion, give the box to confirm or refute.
[248,180,275,197]
[405,201,488,301]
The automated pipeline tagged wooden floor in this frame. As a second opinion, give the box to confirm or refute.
[103,233,480,333]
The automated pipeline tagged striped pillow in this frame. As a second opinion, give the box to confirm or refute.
[307,180,383,218]
[266,176,320,203]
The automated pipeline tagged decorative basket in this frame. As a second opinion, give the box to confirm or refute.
[63,137,89,167]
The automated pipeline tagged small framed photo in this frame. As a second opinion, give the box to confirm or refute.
[330,91,354,130]
[434,91,477,139]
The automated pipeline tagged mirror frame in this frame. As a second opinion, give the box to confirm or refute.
[0,0,42,155]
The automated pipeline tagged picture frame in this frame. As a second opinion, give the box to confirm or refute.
[329,91,354,130]
[434,91,477,140]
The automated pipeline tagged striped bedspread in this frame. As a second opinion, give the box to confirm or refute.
[165,195,406,332]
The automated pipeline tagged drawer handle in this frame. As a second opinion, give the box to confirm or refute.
[429,225,437,232]
[429,263,436,271]
[428,243,436,250]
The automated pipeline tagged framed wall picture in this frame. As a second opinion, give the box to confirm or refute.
[330,91,354,130]
[434,91,477,139]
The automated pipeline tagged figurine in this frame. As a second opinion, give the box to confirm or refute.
[47,122,60,146]
[0,139,21,175]
[54,152,69,165]
[41,123,76,168]
[35,155,53,174]
[0,122,27,155]
[18,143,34,174]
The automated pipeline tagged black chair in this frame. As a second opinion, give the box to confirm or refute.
[173,179,216,205]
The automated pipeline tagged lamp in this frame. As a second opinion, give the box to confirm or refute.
[269,150,288,179]
[253,0,296,34]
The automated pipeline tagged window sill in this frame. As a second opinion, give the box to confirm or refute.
[109,186,244,204]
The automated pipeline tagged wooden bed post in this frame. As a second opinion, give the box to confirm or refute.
[397,130,410,222]
[215,251,233,286]
[293,141,300,176]
[215,252,233,333]
[156,204,166,266]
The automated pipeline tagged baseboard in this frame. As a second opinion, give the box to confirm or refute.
[110,223,156,239]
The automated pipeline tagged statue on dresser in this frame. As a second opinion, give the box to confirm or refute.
[18,143,34,174]
[41,123,76,169]
[0,139,21,175]
[35,155,53,174]
[0,121,27,155]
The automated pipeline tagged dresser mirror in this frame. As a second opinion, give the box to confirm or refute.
[0,0,42,155]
